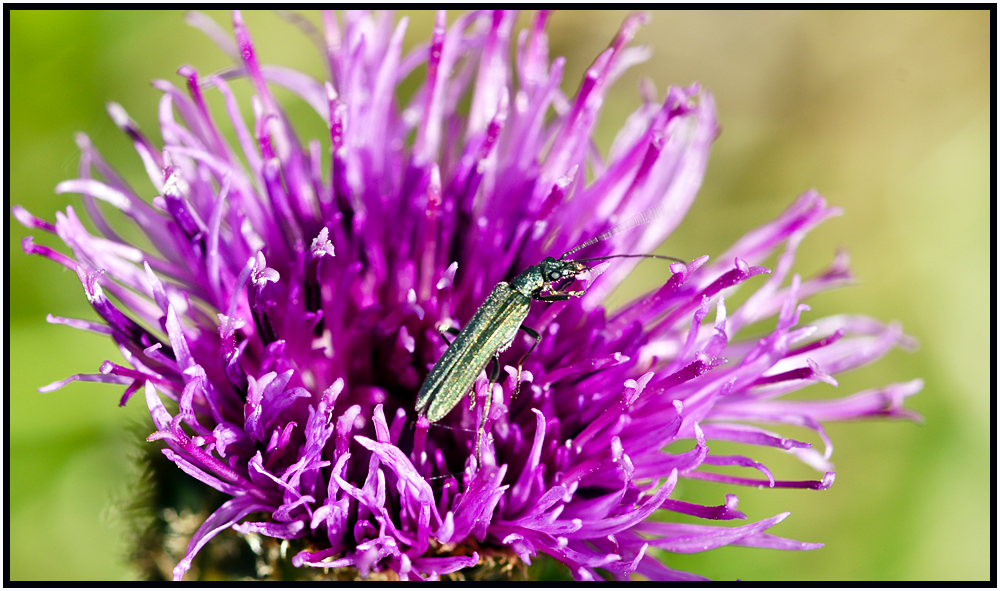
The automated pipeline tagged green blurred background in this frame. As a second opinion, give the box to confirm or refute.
[8,10,990,581]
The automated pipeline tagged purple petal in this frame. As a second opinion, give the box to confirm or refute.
[172,496,271,581]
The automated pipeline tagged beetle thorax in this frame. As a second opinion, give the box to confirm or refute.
[510,264,546,298]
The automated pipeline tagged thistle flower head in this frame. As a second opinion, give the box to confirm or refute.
[16,10,920,581]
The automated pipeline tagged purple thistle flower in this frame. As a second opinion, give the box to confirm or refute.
[14,10,922,581]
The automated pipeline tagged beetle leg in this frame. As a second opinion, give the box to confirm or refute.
[473,354,500,412]
[513,325,541,399]
[488,353,502,383]
[478,354,500,411]
[437,323,461,346]
[476,354,500,463]
[536,291,584,302]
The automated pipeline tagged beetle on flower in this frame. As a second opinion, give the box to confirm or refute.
[15,10,921,581]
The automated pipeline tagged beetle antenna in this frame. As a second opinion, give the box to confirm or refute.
[425,472,464,482]
[560,205,666,259]
[573,253,686,264]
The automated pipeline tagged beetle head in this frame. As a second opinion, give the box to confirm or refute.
[538,256,589,285]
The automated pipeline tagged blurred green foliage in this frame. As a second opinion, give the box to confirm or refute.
[8,10,990,581]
